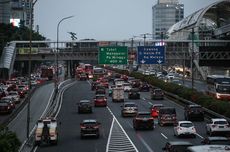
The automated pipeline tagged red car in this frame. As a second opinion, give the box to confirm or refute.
[150,104,164,118]
[94,94,107,107]
[0,100,13,114]
[133,112,154,130]
[100,79,109,88]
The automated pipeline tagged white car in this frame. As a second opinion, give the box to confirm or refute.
[166,73,175,79]
[8,91,20,104]
[123,83,132,92]
[206,118,230,136]
[174,121,196,138]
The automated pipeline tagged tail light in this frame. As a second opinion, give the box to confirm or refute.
[93,125,99,129]
[80,125,86,129]
[192,127,196,132]
[212,125,217,128]
[177,127,182,130]
[7,106,11,109]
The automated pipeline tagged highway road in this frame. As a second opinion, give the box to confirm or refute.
[8,83,54,143]
[36,80,209,152]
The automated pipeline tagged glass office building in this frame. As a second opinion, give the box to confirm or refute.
[152,0,184,39]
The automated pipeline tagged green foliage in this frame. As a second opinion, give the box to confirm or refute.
[107,67,230,118]
[0,23,46,55]
[0,125,21,152]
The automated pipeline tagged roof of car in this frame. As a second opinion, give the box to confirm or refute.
[187,145,230,152]
[96,94,105,97]
[188,104,202,108]
[211,118,227,122]
[152,104,164,107]
[79,100,90,103]
[137,111,151,115]
[178,121,193,124]
[205,136,229,141]
[82,119,97,123]
[124,102,136,105]
[167,141,193,146]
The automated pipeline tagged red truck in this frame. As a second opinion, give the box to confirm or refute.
[41,68,54,81]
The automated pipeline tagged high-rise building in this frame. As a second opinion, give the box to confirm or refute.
[0,0,33,28]
[152,0,184,39]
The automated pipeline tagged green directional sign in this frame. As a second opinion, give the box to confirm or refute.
[98,46,128,65]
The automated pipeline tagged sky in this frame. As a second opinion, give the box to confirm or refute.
[34,0,220,41]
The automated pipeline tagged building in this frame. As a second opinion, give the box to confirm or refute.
[0,0,33,28]
[152,0,184,39]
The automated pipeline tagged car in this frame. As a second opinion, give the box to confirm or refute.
[139,82,150,92]
[128,88,140,99]
[133,112,154,130]
[158,107,177,126]
[206,118,230,136]
[151,88,164,100]
[8,91,20,104]
[174,121,196,138]
[201,136,230,145]
[123,83,132,92]
[78,100,92,113]
[121,102,138,117]
[166,73,175,80]
[79,73,87,80]
[1,96,16,109]
[0,100,13,114]
[150,104,164,118]
[94,94,107,107]
[162,141,193,152]
[186,145,230,152]
[100,79,109,88]
[91,82,99,91]
[130,79,141,88]
[184,105,204,121]
[171,79,182,86]
[80,119,100,138]
[95,86,106,95]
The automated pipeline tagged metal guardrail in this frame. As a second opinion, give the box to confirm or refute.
[19,79,74,152]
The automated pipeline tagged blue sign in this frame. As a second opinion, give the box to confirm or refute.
[137,46,165,64]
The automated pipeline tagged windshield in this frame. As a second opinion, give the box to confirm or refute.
[216,84,230,93]
[180,123,193,128]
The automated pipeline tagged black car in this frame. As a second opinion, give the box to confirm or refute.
[139,82,150,92]
[80,119,100,138]
[151,88,164,100]
[201,136,230,145]
[78,100,92,113]
[95,88,106,95]
[133,112,154,130]
[158,107,177,126]
[91,82,99,91]
[184,105,204,121]
[128,88,140,99]
[162,141,193,152]
[0,100,13,114]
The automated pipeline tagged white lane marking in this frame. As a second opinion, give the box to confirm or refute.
[161,133,168,139]
[18,87,54,152]
[106,117,115,152]
[196,133,204,139]
[142,97,146,101]
[137,133,155,152]
[106,107,139,152]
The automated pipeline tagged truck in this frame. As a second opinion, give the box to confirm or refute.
[41,68,54,81]
[112,87,124,102]
[35,117,58,146]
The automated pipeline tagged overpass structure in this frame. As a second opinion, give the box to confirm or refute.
[0,0,230,80]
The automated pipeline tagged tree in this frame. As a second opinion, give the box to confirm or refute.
[0,23,46,55]
[0,125,21,152]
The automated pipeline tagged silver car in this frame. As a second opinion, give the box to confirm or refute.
[121,102,138,117]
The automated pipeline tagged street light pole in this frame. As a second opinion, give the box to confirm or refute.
[27,0,38,139]
[191,28,195,91]
[56,15,74,92]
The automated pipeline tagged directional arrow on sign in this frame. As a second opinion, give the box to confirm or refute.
[157,59,162,64]
[140,59,145,64]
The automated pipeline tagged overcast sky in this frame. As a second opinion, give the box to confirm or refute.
[34,0,220,41]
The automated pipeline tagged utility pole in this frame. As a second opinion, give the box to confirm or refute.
[27,0,38,139]
[191,28,195,91]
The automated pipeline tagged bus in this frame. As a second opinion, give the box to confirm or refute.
[206,75,230,100]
